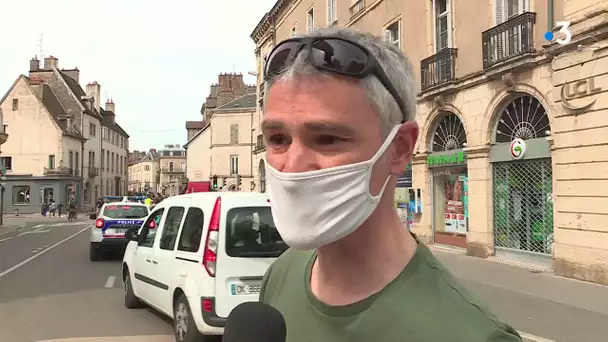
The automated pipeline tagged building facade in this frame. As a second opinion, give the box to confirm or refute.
[127,149,160,194]
[185,73,257,192]
[100,100,129,196]
[158,144,186,196]
[250,0,608,284]
[0,56,103,213]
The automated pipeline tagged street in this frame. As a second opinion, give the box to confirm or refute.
[0,219,606,342]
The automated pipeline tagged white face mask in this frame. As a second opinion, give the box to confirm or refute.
[265,125,401,250]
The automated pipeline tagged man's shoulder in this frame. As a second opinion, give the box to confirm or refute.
[400,244,521,341]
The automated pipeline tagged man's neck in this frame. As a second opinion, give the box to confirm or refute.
[310,203,418,306]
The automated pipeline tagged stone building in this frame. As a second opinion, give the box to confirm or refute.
[250,0,608,284]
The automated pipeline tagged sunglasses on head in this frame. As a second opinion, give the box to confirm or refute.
[263,36,407,122]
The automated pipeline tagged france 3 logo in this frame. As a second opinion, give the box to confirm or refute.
[544,21,572,45]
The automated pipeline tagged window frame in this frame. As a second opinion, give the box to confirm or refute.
[138,208,165,248]
[433,0,452,51]
[327,0,337,25]
[384,20,401,48]
[177,207,205,253]
[159,206,186,251]
[13,185,30,205]
[230,154,239,175]
[307,7,315,32]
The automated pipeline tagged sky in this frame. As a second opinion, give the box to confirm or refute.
[0,0,277,151]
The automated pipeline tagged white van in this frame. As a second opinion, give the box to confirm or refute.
[121,192,286,341]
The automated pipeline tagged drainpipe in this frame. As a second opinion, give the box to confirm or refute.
[548,0,554,33]
[250,111,254,183]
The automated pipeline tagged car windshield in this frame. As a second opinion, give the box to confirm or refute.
[103,204,149,219]
[225,206,287,258]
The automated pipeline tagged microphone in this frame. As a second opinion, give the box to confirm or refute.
[222,302,286,342]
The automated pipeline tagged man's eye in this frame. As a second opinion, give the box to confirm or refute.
[317,135,345,145]
[267,134,289,145]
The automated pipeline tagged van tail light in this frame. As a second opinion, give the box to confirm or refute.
[95,218,105,228]
[202,298,213,313]
[203,197,221,277]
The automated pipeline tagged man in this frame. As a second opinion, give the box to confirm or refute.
[259,27,521,342]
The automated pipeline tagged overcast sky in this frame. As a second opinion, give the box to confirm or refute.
[0,0,275,151]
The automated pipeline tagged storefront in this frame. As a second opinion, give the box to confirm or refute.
[490,94,553,261]
[394,164,413,227]
[428,151,468,248]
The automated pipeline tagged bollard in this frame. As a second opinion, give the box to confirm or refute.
[14,208,18,216]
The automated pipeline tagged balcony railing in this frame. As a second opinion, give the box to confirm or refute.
[254,134,265,153]
[88,166,99,177]
[44,167,73,175]
[420,48,458,91]
[482,12,536,69]
[161,167,185,173]
[349,0,365,18]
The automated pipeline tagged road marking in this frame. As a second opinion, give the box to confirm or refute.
[0,236,13,243]
[18,229,51,236]
[0,226,89,279]
[32,224,43,229]
[105,276,116,288]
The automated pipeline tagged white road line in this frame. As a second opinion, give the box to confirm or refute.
[0,236,13,243]
[104,276,116,288]
[32,224,43,229]
[0,226,89,279]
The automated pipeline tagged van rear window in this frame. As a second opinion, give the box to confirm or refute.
[225,207,286,258]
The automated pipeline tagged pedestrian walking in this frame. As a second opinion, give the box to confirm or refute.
[49,200,57,217]
[41,202,48,217]
[258,27,521,342]
[57,201,64,217]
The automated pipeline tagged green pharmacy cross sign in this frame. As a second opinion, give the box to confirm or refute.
[427,151,466,166]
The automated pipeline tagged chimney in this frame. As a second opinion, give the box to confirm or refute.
[43,56,58,69]
[61,68,80,83]
[66,115,73,131]
[86,81,101,111]
[29,57,40,71]
[105,98,115,113]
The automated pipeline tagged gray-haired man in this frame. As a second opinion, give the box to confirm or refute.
[259,27,521,342]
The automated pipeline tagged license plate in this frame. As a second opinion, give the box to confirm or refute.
[114,229,127,235]
[230,282,261,295]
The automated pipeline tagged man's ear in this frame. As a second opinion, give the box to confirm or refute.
[391,122,419,175]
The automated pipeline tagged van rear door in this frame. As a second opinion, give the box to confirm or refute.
[213,195,286,318]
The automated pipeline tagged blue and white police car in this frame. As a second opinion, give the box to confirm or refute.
[89,201,150,261]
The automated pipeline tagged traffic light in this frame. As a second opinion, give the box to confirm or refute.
[222,177,227,188]
[211,175,218,191]
[236,174,242,188]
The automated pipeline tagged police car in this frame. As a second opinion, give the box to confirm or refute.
[89,201,150,261]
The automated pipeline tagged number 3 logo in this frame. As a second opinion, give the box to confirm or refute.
[556,21,572,45]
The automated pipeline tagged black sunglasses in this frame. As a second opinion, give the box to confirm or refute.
[263,36,407,122]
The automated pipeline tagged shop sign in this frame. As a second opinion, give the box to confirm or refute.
[560,76,602,111]
[427,151,465,166]
[510,138,526,159]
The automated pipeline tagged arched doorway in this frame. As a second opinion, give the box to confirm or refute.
[427,112,468,248]
[490,95,553,257]
[258,160,266,193]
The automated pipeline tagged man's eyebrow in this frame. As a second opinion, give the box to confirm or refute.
[303,121,356,135]
[261,120,284,130]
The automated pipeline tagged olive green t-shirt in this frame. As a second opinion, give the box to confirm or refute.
[260,242,522,342]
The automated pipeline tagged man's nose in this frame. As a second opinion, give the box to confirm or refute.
[281,140,318,173]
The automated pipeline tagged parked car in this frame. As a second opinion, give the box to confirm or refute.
[121,192,286,341]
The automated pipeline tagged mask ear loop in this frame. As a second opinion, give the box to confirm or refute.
[365,124,402,201]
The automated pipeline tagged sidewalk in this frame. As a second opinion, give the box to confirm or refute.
[0,215,89,236]
[430,246,608,342]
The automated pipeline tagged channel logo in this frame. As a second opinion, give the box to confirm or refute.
[544,21,572,45]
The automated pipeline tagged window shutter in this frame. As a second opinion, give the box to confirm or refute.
[495,0,503,24]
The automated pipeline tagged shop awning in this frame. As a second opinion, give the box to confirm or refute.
[186,181,210,193]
